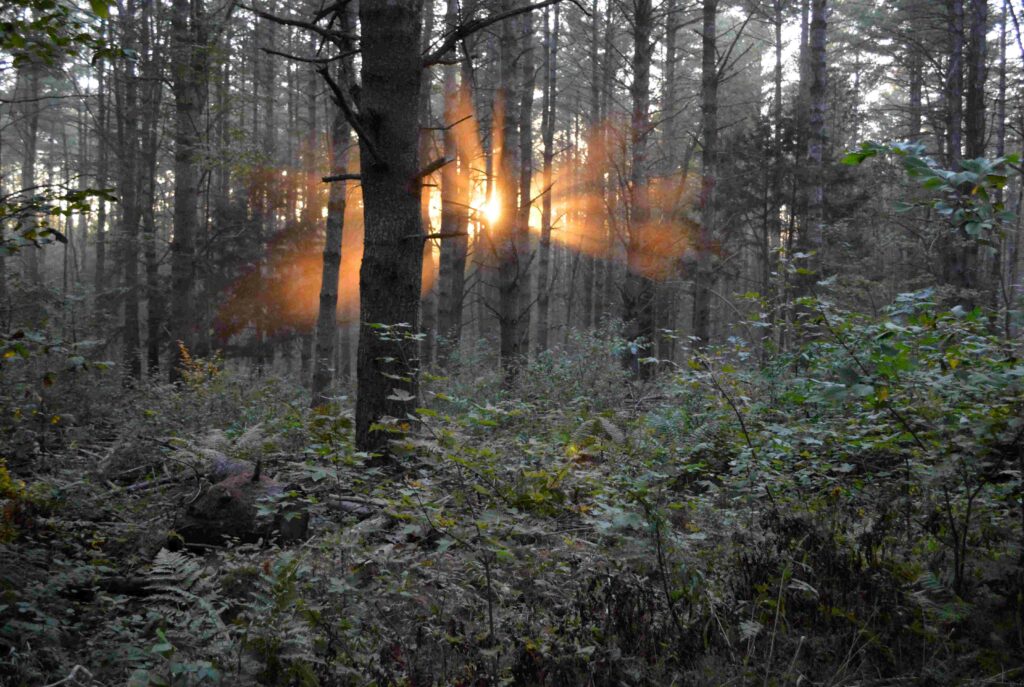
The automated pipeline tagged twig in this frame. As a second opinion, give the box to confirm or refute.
[43,665,92,687]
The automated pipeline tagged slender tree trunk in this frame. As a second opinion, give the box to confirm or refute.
[497,2,524,379]
[354,0,427,452]
[536,4,559,353]
[762,0,785,362]
[437,0,471,364]
[419,6,438,370]
[138,0,164,377]
[622,0,655,376]
[311,42,354,405]
[94,53,109,314]
[806,0,828,254]
[516,12,536,357]
[117,1,142,380]
[657,0,680,363]
[994,0,1007,316]
[946,0,965,169]
[692,0,718,348]
[600,3,617,322]
[908,48,923,140]
[15,61,42,287]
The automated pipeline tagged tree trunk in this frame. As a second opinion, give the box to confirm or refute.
[517,11,536,357]
[94,51,109,316]
[806,0,828,253]
[437,0,471,364]
[419,5,438,371]
[15,60,42,287]
[535,3,559,353]
[140,4,164,378]
[622,0,655,377]
[964,0,988,160]
[354,0,427,452]
[168,0,211,381]
[692,0,718,348]
[117,1,142,380]
[946,0,965,169]
[311,41,354,406]
[658,0,680,363]
[496,2,524,380]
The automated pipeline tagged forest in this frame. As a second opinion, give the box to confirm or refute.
[1,0,1023,684]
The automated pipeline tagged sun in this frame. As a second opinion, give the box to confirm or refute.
[483,194,501,225]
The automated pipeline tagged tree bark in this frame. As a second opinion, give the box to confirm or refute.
[169,0,211,381]
[117,1,142,380]
[517,11,536,357]
[691,0,718,348]
[622,0,655,376]
[535,3,559,353]
[496,1,524,380]
[354,0,427,452]
[139,1,164,377]
[94,53,109,314]
[311,27,355,406]
[15,60,42,287]
[437,0,471,364]
[964,0,988,160]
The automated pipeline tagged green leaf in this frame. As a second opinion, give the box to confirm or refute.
[90,0,110,18]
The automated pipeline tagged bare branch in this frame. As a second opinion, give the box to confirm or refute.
[423,0,564,67]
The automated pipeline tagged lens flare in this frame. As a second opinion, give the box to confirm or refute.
[483,194,501,224]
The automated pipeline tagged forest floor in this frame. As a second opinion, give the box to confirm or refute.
[2,306,1024,686]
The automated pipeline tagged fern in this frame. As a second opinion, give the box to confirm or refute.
[143,549,230,647]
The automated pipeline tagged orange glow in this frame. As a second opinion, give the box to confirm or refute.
[216,95,704,347]
[482,193,501,225]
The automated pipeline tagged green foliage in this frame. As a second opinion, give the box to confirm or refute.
[0,0,119,65]
[0,187,116,257]
[2,293,1023,685]
[842,140,1018,246]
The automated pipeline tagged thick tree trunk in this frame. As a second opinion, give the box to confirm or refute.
[354,0,426,452]
[793,0,827,303]
[942,0,974,294]
[691,0,718,348]
[964,0,988,160]
[622,0,655,377]
[168,0,210,381]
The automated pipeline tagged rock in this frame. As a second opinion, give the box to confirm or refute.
[174,468,309,546]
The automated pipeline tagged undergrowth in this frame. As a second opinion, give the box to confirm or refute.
[1,291,1023,685]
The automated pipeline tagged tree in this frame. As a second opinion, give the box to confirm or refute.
[352,0,429,450]
[436,0,472,364]
[692,0,719,348]
[311,9,355,407]
[535,3,560,353]
[622,0,655,376]
[169,0,208,380]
